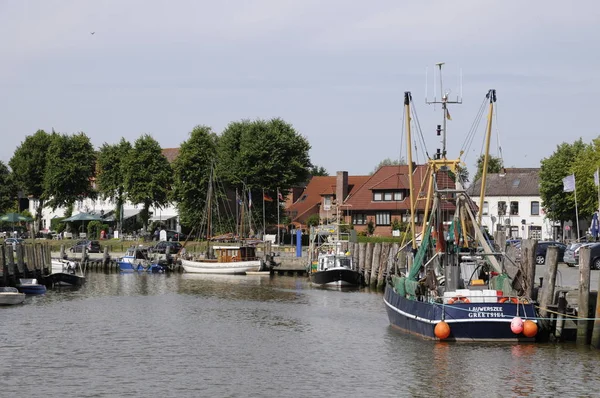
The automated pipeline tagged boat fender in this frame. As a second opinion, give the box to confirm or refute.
[499,297,518,304]
[447,295,470,304]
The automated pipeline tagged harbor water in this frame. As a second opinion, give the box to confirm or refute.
[1,272,600,397]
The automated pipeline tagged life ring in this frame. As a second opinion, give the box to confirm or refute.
[499,297,518,304]
[448,295,470,304]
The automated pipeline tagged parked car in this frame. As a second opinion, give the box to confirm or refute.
[165,230,187,241]
[535,241,567,265]
[151,241,182,254]
[564,242,593,267]
[69,240,102,253]
[566,242,600,269]
[4,237,25,250]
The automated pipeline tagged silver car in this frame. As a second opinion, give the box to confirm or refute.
[564,242,594,267]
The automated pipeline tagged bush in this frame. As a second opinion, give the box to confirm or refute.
[87,221,110,239]
[366,220,375,236]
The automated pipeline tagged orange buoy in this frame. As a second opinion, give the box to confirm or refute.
[511,316,524,334]
[499,297,519,304]
[522,320,538,338]
[434,321,451,339]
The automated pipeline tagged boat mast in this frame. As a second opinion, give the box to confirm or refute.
[206,166,214,257]
[404,92,417,250]
[478,89,497,225]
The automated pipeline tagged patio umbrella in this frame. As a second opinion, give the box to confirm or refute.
[61,212,103,237]
[0,212,33,233]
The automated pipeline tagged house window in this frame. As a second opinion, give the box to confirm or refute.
[323,196,332,206]
[373,192,382,201]
[498,201,506,216]
[531,201,540,216]
[529,225,542,240]
[402,213,418,223]
[482,201,489,215]
[384,192,393,201]
[352,213,367,225]
[376,212,391,225]
[394,192,403,201]
[510,201,519,216]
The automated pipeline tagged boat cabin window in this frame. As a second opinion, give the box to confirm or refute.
[338,258,351,268]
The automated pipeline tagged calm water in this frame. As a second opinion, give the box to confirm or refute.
[1,272,600,397]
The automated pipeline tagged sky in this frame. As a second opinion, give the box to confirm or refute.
[0,0,599,178]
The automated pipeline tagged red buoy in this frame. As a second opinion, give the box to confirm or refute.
[522,320,538,338]
[434,321,451,339]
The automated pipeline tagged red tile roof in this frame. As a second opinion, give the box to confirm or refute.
[161,148,180,163]
[286,175,369,223]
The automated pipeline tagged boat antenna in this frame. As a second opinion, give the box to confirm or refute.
[426,62,462,160]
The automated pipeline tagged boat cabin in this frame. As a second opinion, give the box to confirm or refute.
[213,246,257,262]
[318,253,353,271]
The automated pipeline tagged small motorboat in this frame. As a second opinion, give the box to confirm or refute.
[0,287,26,305]
[16,279,47,295]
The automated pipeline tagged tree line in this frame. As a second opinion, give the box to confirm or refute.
[1,119,327,235]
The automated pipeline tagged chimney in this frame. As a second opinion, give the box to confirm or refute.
[336,171,348,206]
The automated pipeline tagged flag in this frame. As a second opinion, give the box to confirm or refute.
[248,191,252,208]
[592,212,599,238]
[445,109,452,120]
[263,193,273,202]
[595,168,599,187]
[562,174,575,192]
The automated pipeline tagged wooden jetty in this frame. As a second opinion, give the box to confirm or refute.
[0,243,52,287]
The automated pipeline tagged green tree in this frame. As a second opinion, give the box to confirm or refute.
[172,125,218,229]
[571,138,600,218]
[97,138,132,231]
[370,157,405,175]
[306,214,320,227]
[124,134,172,230]
[472,154,503,183]
[539,139,587,223]
[44,133,97,209]
[0,161,16,213]
[9,129,57,231]
[217,118,311,203]
[310,165,328,176]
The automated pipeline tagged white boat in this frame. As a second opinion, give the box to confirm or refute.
[47,259,86,287]
[0,287,26,305]
[181,245,261,274]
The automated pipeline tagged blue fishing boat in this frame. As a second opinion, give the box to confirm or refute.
[384,67,538,342]
[16,279,47,295]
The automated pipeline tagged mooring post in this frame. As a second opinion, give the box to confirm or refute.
[364,243,373,286]
[1,246,6,286]
[556,293,567,341]
[103,246,110,269]
[538,246,559,338]
[577,246,591,345]
[592,262,600,347]
[520,239,537,299]
[358,243,366,277]
[60,244,65,259]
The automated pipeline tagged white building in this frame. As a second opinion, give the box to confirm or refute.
[467,168,561,241]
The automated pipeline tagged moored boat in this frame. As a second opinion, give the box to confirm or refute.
[0,287,26,305]
[45,259,86,287]
[181,245,261,274]
[384,65,538,341]
[16,279,47,295]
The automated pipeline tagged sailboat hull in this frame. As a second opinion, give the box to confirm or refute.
[311,268,363,286]
[181,259,261,275]
[384,282,538,341]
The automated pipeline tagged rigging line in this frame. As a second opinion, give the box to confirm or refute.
[494,103,505,167]
[461,94,488,162]
[410,97,432,160]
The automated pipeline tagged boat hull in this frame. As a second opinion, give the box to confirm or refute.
[17,284,47,295]
[384,283,538,341]
[311,268,363,286]
[43,272,86,287]
[181,259,261,274]
[0,292,26,305]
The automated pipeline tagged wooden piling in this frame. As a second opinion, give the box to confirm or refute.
[520,239,537,298]
[15,245,25,275]
[358,243,366,278]
[376,243,390,289]
[577,246,591,345]
[103,246,110,268]
[592,259,600,347]
[369,243,381,287]
[1,246,6,286]
[364,243,374,286]
[539,246,559,337]
[60,244,65,259]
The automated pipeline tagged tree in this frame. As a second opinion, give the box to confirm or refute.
[172,125,218,229]
[472,154,503,183]
[44,133,97,209]
[0,161,16,214]
[310,165,328,176]
[539,139,587,223]
[96,138,132,232]
[124,134,172,230]
[217,118,311,206]
[9,129,58,232]
[571,137,600,218]
[306,214,320,227]
[371,157,405,175]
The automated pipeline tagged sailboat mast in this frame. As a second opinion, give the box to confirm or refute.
[439,63,447,159]
[404,92,417,250]
[478,89,496,225]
